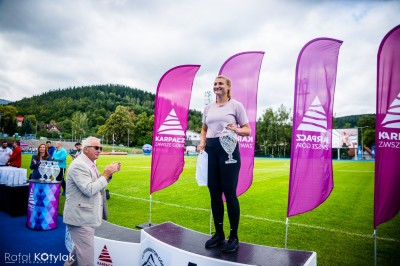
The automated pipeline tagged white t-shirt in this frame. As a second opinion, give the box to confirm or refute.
[0,147,12,165]
[202,98,249,138]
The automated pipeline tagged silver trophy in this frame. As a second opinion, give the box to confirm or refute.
[51,162,61,181]
[219,124,238,164]
[45,161,53,182]
[38,160,46,181]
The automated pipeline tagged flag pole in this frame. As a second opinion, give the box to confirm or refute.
[149,194,153,226]
[374,229,377,266]
[285,217,289,248]
[135,194,154,229]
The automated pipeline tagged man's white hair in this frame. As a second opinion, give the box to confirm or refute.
[82,136,100,148]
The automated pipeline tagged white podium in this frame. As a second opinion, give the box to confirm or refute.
[90,221,316,266]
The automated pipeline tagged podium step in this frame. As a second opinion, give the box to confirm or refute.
[94,221,316,265]
[142,222,316,266]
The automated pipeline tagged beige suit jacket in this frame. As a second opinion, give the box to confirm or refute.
[63,154,109,227]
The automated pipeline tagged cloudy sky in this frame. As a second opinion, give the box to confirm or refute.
[0,0,399,118]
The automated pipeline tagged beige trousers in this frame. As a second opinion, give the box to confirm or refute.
[64,224,95,266]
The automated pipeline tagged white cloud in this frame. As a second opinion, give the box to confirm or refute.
[0,0,399,118]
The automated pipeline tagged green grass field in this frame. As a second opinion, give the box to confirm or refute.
[22,154,400,265]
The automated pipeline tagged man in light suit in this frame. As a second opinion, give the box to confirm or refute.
[63,136,121,266]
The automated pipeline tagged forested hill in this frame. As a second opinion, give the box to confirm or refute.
[12,84,154,127]
[0,99,11,105]
[10,84,203,133]
[334,113,375,129]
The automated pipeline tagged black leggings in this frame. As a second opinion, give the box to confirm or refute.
[206,138,241,237]
[56,168,66,193]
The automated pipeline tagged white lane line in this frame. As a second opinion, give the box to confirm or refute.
[110,192,398,242]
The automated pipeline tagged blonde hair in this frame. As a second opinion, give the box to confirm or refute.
[216,75,232,99]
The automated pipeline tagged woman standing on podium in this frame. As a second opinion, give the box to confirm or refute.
[197,75,250,252]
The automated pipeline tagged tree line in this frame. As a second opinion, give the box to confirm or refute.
[255,106,376,158]
[1,84,202,146]
[1,84,375,156]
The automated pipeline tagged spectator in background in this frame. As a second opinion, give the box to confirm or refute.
[53,141,67,195]
[46,141,55,156]
[70,142,82,159]
[30,144,53,179]
[0,141,12,166]
[7,140,22,168]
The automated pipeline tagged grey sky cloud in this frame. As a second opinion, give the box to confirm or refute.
[0,0,399,118]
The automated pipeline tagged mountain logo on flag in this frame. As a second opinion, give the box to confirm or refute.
[381,92,400,129]
[97,245,112,266]
[297,96,327,133]
[157,109,185,136]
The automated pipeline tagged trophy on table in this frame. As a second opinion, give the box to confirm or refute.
[219,123,238,164]
[38,160,46,181]
[51,162,61,181]
[45,161,53,182]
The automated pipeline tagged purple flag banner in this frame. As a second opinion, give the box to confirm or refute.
[374,25,400,229]
[150,65,201,194]
[288,38,342,217]
[219,51,264,197]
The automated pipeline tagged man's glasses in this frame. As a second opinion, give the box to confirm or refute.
[87,146,103,151]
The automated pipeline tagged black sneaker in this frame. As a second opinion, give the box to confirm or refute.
[222,236,239,252]
[205,233,225,248]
